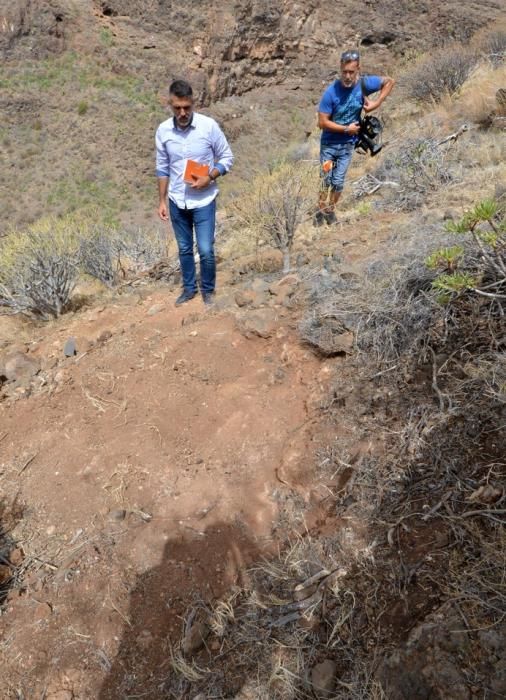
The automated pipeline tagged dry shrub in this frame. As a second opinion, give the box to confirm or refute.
[230,160,317,273]
[473,23,506,66]
[0,215,83,319]
[454,62,506,126]
[0,216,170,319]
[401,46,478,103]
[79,224,121,287]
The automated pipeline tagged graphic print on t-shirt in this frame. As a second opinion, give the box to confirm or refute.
[330,84,363,126]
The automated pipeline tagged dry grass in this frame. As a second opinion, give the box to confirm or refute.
[166,206,504,698]
[453,62,506,126]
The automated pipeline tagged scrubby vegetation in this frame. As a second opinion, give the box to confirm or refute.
[401,46,478,103]
[0,215,173,318]
[230,161,317,273]
[1,16,505,699]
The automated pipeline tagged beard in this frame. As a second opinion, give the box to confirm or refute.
[176,114,192,127]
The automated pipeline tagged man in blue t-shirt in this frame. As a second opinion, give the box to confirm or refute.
[314,50,394,226]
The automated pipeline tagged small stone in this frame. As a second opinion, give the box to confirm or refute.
[137,629,153,649]
[108,509,127,522]
[9,548,23,566]
[0,565,11,585]
[311,659,337,698]
[34,601,53,620]
[182,620,209,656]
[235,289,268,308]
[46,525,56,536]
[331,331,354,354]
[235,290,254,307]
[63,338,77,357]
[250,278,270,293]
[147,303,164,316]
[97,330,112,344]
[237,309,277,339]
[54,370,68,385]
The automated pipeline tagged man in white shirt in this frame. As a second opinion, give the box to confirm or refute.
[156,80,234,306]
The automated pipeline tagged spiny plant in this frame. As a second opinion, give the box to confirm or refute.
[0,215,86,319]
[428,198,505,302]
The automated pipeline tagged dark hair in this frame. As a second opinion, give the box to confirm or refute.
[169,80,193,98]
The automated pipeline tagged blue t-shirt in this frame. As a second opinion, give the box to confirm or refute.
[319,76,382,146]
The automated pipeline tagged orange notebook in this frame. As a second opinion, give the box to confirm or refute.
[183,159,210,184]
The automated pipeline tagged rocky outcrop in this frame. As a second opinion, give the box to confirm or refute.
[0,0,72,58]
[2,0,501,101]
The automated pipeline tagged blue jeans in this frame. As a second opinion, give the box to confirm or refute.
[320,143,355,193]
[169,198,216,294]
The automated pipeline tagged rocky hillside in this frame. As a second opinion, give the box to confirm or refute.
[0,0,503,232]
[2,0,503,96]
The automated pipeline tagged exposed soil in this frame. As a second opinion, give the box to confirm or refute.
[0,263,339,698]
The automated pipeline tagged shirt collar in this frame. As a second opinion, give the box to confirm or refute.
[172,113,196,131]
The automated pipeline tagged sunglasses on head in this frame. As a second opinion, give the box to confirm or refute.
[341,50,360,62]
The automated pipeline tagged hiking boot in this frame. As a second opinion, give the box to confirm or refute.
[324,210,337,225]
[175,290,197,306]
[313,210,325,227]
[202,291,215,306]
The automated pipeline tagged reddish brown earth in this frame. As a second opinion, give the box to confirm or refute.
[0,275,337,698]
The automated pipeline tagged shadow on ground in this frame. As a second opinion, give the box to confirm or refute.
[98,521,263,699]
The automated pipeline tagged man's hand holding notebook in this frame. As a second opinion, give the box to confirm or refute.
[183,159,212,188]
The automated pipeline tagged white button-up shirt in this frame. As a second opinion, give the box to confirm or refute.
[155,112,234,210]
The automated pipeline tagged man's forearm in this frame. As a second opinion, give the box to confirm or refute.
[318,114,358,133]
[376,77,395,106]
[158,176,169,203]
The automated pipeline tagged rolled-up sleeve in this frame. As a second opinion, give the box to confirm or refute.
[155,126,170,178]
[211,121,234,175]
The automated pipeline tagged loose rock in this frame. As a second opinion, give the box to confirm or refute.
[182,620,209,656]
[147,303,165,316]
[237,309,278,339]
[311,659,337,698]
[3,351,40,385]
[64,338,77,357]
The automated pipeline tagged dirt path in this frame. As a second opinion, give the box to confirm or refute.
[0,284,330,698]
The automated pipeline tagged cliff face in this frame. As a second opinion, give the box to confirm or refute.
[1,0,503,101]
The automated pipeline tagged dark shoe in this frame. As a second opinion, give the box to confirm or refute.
[313,210,325,227]
[324,210,337,225]
[202,291,215,306]
[175,290,197,306]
